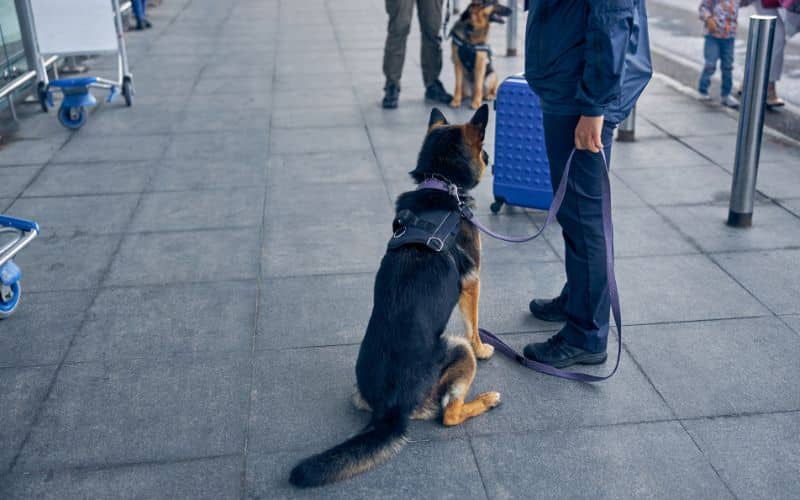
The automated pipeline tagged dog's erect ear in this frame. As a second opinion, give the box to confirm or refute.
[493,4,512,17]
[469,104,489,139]
[428,107,448,129]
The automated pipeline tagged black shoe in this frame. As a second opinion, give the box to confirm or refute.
[136,18,152,30]
[382,82,399,109]
[523,334,607,369]
[529,297,567,322]
[425,80,452,104]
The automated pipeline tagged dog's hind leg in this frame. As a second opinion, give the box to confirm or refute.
[470,51,488,109]
[459,272,494,359]
[439,337,501,426]
[450,45,464,108]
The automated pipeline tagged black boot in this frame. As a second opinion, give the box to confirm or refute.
[425,80,452,104]
[523,334,607,369]
[382,82,400,109]
[529,296,567,322]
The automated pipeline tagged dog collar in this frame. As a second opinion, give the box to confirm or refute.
[417,178,461,202]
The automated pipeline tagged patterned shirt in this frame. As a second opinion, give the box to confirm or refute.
[699,0,739,39]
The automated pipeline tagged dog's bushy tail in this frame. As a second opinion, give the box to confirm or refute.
[289,410,408,488]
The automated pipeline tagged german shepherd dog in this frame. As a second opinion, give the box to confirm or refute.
[450,0,512,110]
[289,105,499,488]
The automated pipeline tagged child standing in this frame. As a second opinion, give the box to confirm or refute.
[698,0,740,108]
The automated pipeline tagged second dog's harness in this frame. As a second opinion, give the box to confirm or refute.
[451,32,495,75]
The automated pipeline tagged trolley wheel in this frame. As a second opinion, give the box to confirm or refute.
[490,198,505,214]
[58,106,87,129]
[0,282,21,319]
[122,76,133,107]
[37,82,48,113]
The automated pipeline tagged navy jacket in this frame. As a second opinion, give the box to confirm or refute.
[524,0,652,123]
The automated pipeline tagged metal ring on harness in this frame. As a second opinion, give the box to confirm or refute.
[426,236,445,252]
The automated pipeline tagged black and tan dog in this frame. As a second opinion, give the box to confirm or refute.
[450,0,511,109]
[289,105,499,488]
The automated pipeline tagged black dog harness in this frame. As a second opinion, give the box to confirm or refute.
[388,208,462,253]
[451,32,494,76]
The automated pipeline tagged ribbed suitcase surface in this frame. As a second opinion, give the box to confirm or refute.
[492,75,552,212]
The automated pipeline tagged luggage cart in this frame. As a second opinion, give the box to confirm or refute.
[0,216,40,319]
[28,0,134,129]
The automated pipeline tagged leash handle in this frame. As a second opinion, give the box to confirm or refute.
[478,148,623,382]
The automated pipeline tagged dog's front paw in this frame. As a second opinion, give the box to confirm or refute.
[478,391,502,409]
[473,342,495,360]
[449,98,462,108]
[470,99,482,110]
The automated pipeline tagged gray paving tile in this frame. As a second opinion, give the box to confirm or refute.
[130,188,264,232]
[262,217,387,278]
[0,365,56,471]
[258,273,372,350]
[780,198,800,217]
[626,317,800,418]
[192,75,273,97]
[0,137,66,166]
[8,194,139,237]
[684,413,800,500]
[0,197,12,211]
[783,314,800,336]
[149,160,266,192]
[614,117,668,139]
[472,421,733,500]
[79,101,187,136]
[0,165,40,198]
[683,135,800,168]
[272,87,359,110]
[270,127,371,154]
[271,106,363,129]
[659,204,800,252]
[265,181,391,222]
[0,290,93,368]
[473,214,562,264]
[616,254,769,325]
[267,151,381,186]
[69,281,256,363]
[714,249,800,315]
[164,132,268,162]
[24,161,154,197]
[464,331,670,434]
[756,161,800,200]
[107,229,260,286]
[246,439,484,500]
[612,137,714,169]
[642,110,739,137]
[12,234,121,292]
[367,125,429,152]
[175,101,270,132]
[0,456,241,500]
[614,165,738,206]
[14,353,248,471]
[53,135,169,163]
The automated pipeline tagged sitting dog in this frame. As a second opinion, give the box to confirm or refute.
[450,0,511,109]
[289,105,499,488]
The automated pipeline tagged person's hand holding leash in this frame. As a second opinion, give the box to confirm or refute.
[574,115,604,153]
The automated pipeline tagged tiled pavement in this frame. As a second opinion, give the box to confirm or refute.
[1,1,800,499]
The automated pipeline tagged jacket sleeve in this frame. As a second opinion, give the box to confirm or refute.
[698,0,713,21]
[575,0,635,116]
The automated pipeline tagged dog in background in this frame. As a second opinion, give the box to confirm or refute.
[450,0,511,109]
[289,105,499,488]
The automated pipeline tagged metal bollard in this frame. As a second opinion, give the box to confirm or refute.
[453,0,460,14]
[617,106,636,142]
[728,15,776,228]
[506,0,518,57]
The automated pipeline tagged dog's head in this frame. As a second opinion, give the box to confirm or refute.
[466,0,512,28]
[410,105,490,190]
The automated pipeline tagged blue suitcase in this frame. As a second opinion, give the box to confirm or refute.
[490,75,552,213]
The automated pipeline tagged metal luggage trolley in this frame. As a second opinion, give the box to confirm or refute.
[0,216,40,319]
[28,0,134,129]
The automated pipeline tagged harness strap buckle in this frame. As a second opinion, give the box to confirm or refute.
[426,236,445,252]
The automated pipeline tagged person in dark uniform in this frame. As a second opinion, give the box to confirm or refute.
[381,0,453,108]
[523,0,651,368]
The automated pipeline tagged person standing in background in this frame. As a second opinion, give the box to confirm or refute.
[381,0,453,109]
[132,0,152,30]
[752,0,787,107]
[698,0,740,108]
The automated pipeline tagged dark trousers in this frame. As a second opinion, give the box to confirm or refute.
[543,113,616,353]
[383,0,444,89]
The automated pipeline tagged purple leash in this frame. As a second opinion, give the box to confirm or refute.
[419,149,621,382]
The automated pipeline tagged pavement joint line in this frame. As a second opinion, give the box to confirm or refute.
[705,252,786,319]
[17,186,268,200]
[465,435,492,500]
[7,452,243,478]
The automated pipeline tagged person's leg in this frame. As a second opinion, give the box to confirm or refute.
[132,0,144,21]
[383,0,414,89]
[719,37,734,98]
[698,35,719,96]
[416,0,444,88]
[526,114,615,360]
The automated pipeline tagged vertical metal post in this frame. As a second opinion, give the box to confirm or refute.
[14,0,46,83]
[453,0,460,14]
[506,0,518,57]
[617,106,636,142]
[728,15,776,228]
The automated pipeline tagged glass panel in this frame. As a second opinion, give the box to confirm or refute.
[0,0,28,86]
